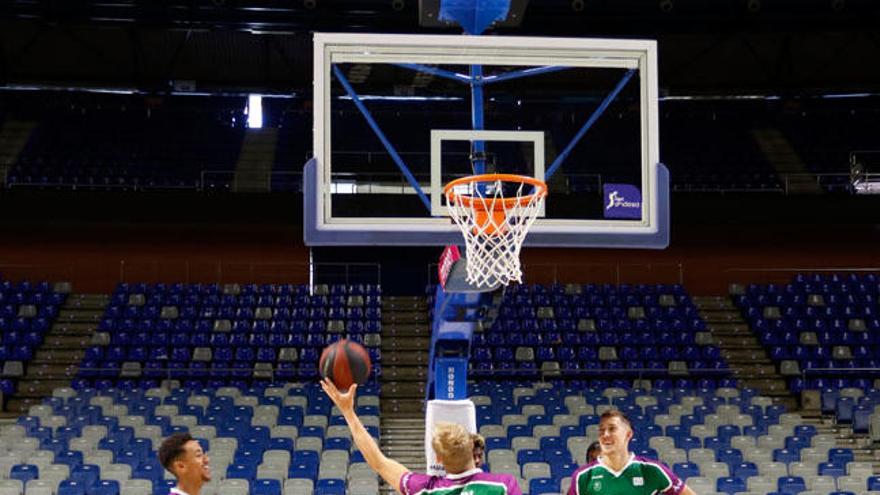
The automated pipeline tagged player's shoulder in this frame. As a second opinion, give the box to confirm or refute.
[571,460,602,480]
[633,455,670,470]
[470,472,520,493]
[632,456,677,480]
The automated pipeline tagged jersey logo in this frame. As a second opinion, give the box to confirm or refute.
[592,481,602,491]
[633,477,644,486]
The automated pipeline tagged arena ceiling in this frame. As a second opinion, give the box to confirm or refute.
[0,0,878,95]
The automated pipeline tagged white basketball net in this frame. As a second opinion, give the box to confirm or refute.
[445,176,547,288]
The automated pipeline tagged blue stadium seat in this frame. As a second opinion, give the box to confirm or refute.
[732,462,758,480]
[315,479,345,495]
[817,462,846,477]
[828,448,854,464]
[673,462,699,480]
[717,477,746,495]
[773,448,800,464]
[252,479,282,495]
[517,449,543,465]
[93,480,120,495]
[71,464,100,488]
[10,464,38,484]
[777,476,806,495]
[529,478,560,495]
[52,480,85,495]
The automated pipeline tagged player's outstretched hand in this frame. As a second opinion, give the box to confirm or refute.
[320,377,357,414]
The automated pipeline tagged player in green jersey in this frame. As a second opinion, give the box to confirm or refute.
[568,410,698,495]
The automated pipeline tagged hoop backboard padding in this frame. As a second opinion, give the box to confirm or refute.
[443,257,502,293]
[445,174,547,288]
[424,400,477,476]
[307,32,667,248]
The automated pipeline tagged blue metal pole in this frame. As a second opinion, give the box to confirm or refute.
[332,64,432,212]
[470,64,486,175]
[545,69,637,180]
[394,63,472,84]
[480,65,568,85]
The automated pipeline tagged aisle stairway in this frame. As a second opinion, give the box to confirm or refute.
[694,296,796,410]
[0,120,36,186]
[379,296,430,492]
[752,128,823,194]
[3,294,107,416]
[233,128,278,192]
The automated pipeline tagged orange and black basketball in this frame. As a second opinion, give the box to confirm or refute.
[319,339,372,390]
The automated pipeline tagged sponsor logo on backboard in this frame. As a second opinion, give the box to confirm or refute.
[603,183,642,219]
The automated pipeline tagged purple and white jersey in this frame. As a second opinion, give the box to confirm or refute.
[400,468,522,495]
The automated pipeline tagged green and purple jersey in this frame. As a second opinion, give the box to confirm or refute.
[568,454,685,495]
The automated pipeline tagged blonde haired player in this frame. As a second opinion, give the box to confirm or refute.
[321,379,521,495]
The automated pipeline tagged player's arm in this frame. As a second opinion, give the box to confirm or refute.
[321,379,410,493]
[679,485,697,495]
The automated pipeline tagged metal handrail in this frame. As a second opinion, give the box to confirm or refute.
[0,260,379,288]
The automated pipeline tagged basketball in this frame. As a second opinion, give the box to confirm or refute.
[319,339,372,390]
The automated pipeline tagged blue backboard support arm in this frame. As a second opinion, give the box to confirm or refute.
[394,63,472,84]
[332,64,432,211]
[470,65,486,175]
[480,65,568,85]
[546,69,637,180]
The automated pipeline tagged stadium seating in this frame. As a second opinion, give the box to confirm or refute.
[0,279,70,403]
[735,273,880,394]
[5,92,246,191]
[0,382,380,495]
[465,378,880,495]
[75,283,382,389]
[461,283,729,382]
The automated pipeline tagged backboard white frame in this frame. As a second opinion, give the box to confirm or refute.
[312,32,661,242]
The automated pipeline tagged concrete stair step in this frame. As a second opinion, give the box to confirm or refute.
[382,399,427,414]
[382,324,430,337]
[23,363,78,379]
[382,312,429,324]
[63,295,109,310]
[16,379,70,397]
[382,298,427,311]
[4,398,43,415]
[722,349,770,362]
[729,364,780,376]
[701,311,745,322]
[381,366,429,381]
[49,323,96,334]
[41,335,91,348]
[739,378,790,394]
[381,337,430,351]
[713,336,762,347]
[383,353,429,366]
[708,323,752,335]
[56,310,103,322]
[693,297,735,310]
[34,349,84,362]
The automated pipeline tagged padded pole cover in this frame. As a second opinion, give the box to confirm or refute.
[425,399,477,476]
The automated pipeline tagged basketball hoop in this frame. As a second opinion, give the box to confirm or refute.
[444,173,548,288]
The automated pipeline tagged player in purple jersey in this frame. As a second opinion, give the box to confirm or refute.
[158,433,212,495]
[568,410,697,495]
[321,379,522,495]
